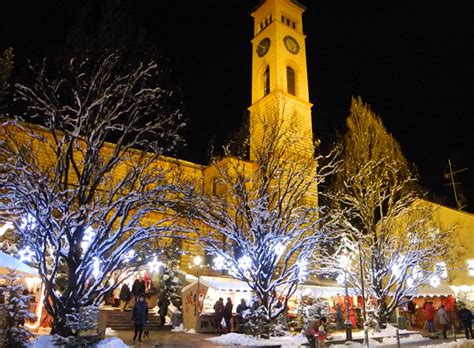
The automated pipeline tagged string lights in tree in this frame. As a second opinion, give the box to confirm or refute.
[148,255,163,274]
[18,245,35,263]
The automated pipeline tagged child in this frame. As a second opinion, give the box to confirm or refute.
[317,318,327,348]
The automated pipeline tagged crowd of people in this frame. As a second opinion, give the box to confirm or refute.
[422,300,473,339]
[113,275,474,344]
[113,275,171,343]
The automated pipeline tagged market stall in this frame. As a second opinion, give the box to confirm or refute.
[0,250,44,331]
[182,276,252,332]
[287,283,360,330]
[408,283,456,330]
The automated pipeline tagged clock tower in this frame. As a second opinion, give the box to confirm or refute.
[249,0,314,160]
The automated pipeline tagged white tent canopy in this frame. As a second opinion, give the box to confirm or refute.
[297,284,357,297]
[0,250,38,276]
[415,283,454,297]
[183,275,251,293]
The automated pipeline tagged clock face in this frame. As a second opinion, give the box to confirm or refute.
[284,36,300,54]
[256,38,271,57]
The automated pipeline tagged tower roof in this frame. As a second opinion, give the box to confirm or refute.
[252,0,307,13]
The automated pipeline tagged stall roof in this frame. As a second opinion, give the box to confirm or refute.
[199,276,252,292]
[183,275,358,297]
[183,276,251,293]
[298,284,357,297]
[0,250,38,276]
[415,283,454,297]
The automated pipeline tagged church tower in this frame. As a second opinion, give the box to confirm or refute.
[249,0,314,160]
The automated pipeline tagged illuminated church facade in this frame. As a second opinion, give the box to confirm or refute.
[177,0,319,274]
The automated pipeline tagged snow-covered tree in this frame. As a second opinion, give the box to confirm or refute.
[187,111,338,336]
[0,270,36,348]
[0,52,186,337]
[158,266,183,310]
[320,97,457,325]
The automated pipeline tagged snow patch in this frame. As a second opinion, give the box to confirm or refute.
[27,335,129,348]
[171,324,185,332]
[105,327,118,336]
[206,332,307,347]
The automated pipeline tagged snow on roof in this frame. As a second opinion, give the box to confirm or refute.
[183,276,251,293]
[297,284,357,297]
[0,250,38,276]
[199,276,252,292]
[183,276,356,297]
[415,283,454,296]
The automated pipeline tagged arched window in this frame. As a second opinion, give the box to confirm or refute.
[287,66,295,95]
[263,66,270,96]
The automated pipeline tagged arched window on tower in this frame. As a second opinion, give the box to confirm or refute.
[287,66,295,96]
[263,66,270,96]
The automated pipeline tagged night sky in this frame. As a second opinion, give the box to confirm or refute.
[1,1,473,212]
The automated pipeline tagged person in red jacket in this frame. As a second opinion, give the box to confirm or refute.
[424,301,435,332]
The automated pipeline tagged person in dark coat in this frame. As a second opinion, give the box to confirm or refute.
[223,297,233,333]
[119,283,132,311]
[236,298,248,333]
[132,276,146,301]
[131,295,148,342]
[458,306,473,339]
[213,297,224,334]
[158,294,170,326]
[305,319,319,348]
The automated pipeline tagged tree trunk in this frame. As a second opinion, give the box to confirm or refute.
[50,311,74,338]
[377,299,389,329]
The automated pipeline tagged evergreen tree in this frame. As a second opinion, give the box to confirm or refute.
[158,266,182,310]
[0,270,36,348]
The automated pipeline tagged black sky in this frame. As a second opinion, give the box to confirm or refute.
[1,1,473,212]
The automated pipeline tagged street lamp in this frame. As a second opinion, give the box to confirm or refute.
[193,255,202,318]
[340,254,352,341]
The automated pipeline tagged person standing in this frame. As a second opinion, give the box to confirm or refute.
[119,283,131,311]
[132,275,146,302]
[424,301,435,332]
[131,295,148,342]
[213,297,224,334]
[223,297,233,333]
[305,319,319,348]
[437,304,449,338]
[407,299,416,327]
[458,306,473,339]
[236,298,248,333]
[317,317,327,348]
[335,303,344,330]
[158,293,170,326]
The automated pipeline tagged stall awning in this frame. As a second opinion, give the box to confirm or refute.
[415,283,454,297]
[0,250,38,276]
[199,276,252,292]
[183,275,251,293]
[297,284,357,297]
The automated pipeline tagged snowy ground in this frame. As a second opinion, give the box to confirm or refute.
[207,332,474,347]
[330,340,474,348]
[206,332,307,347]
[206,324,474,347]
[27,335,129,348]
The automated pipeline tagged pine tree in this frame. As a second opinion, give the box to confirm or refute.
[158,266,182,310]
[0,270,36,348]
